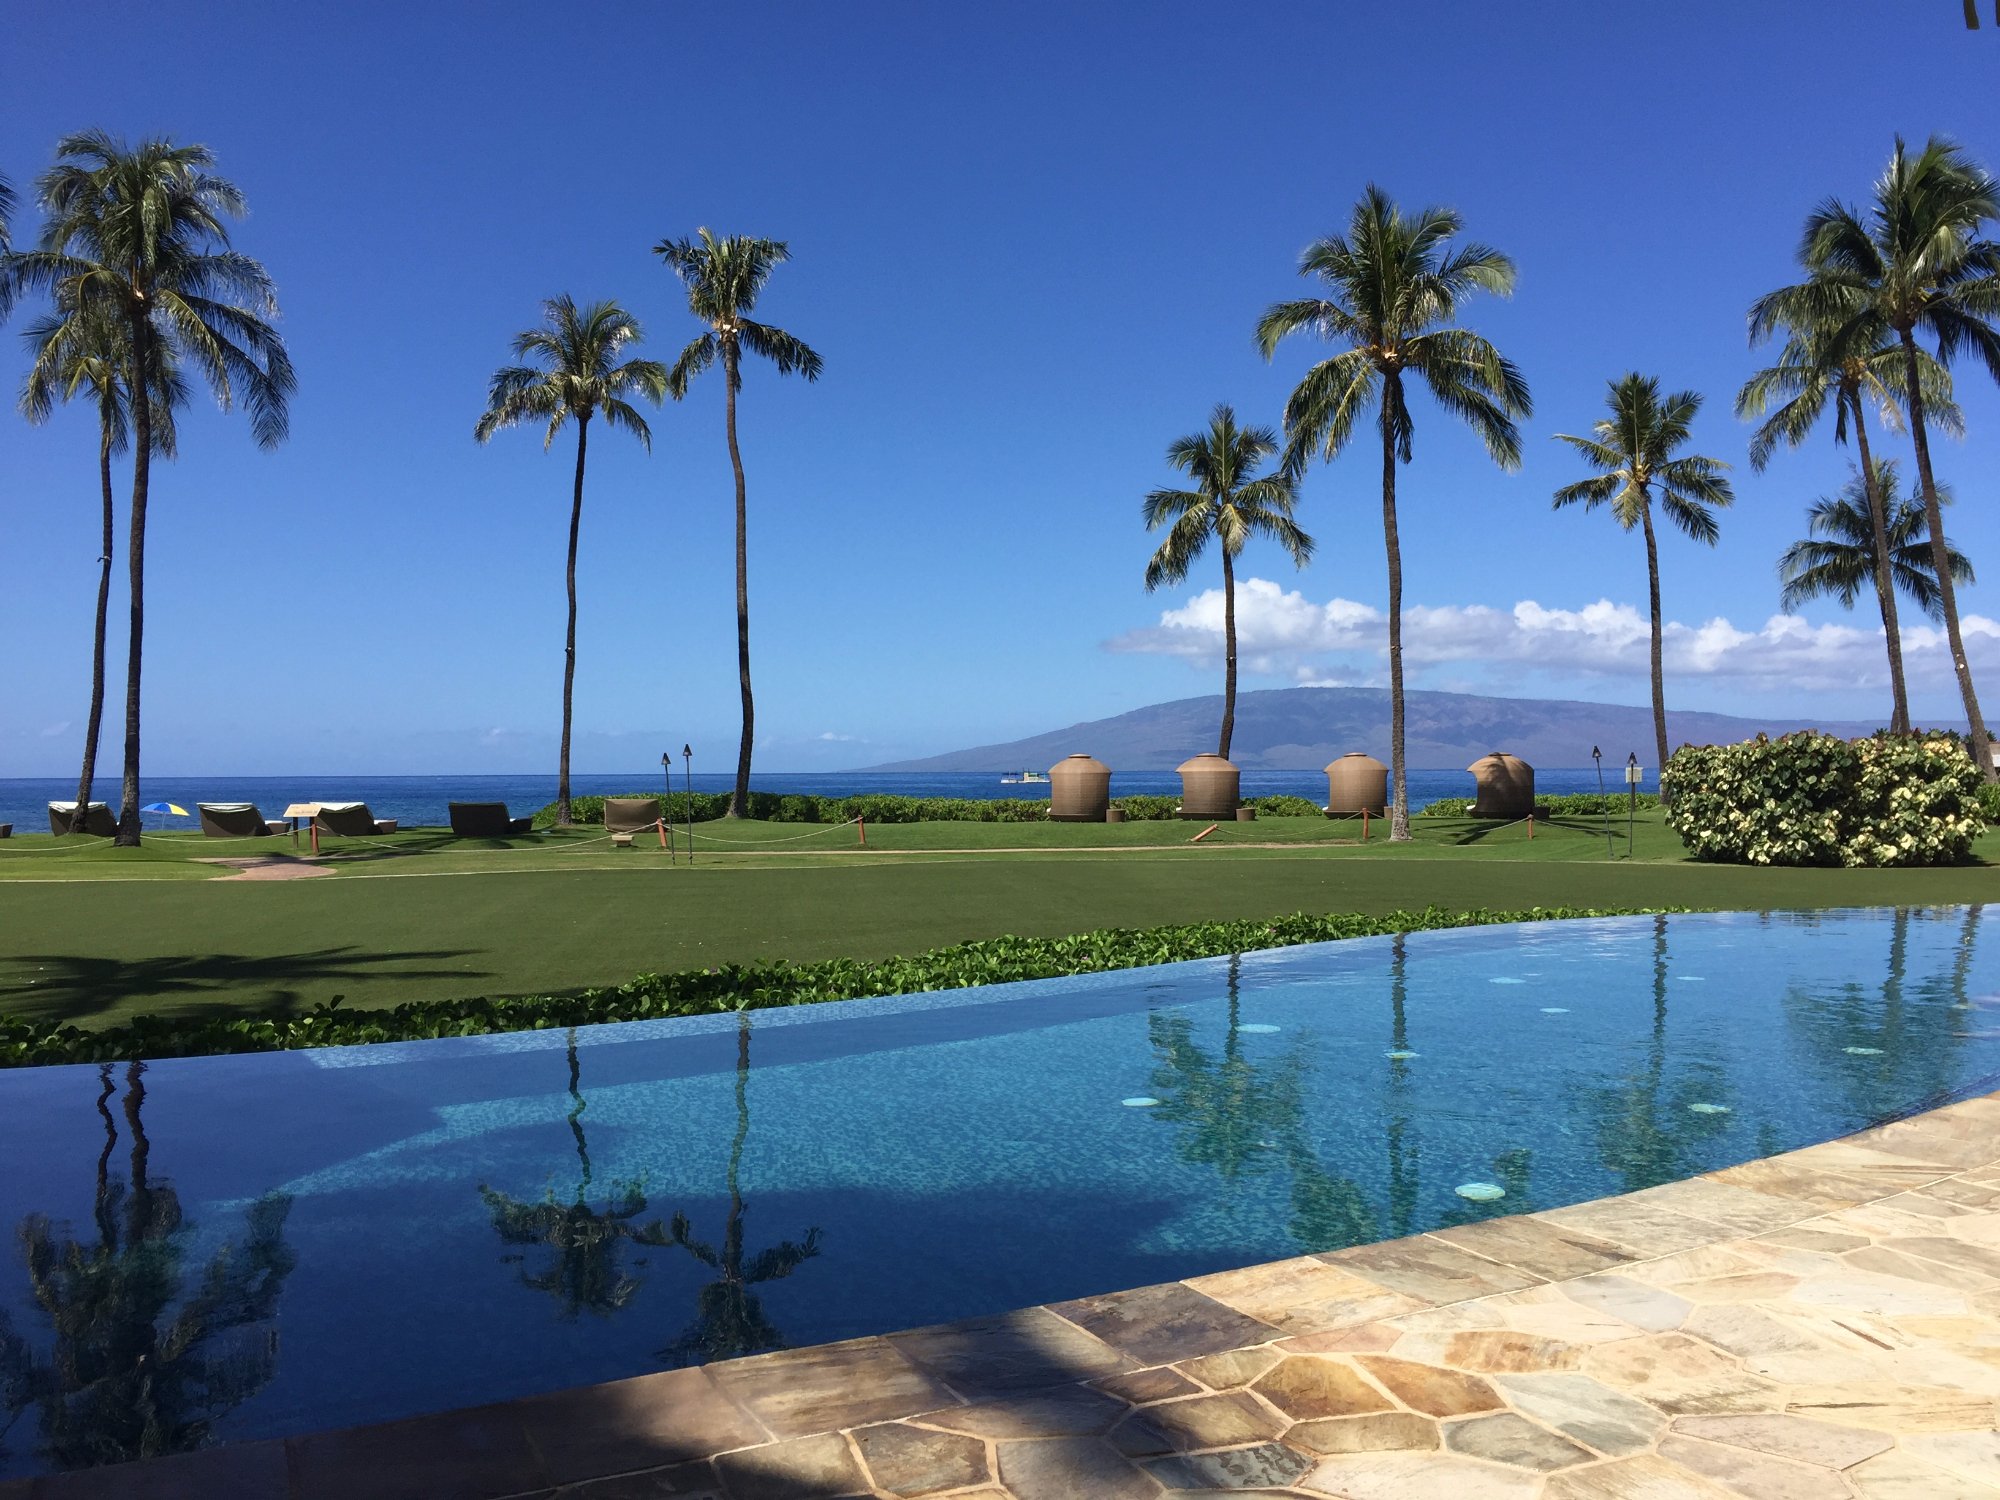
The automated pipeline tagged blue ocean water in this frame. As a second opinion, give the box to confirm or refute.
[0,907,1985,1476]
[0,766,1659,832]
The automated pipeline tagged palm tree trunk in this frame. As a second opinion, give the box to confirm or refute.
[1847,394,1910,734]
[1899,331,1995,779]
[725,342,754,819]
[1219,545,1237,759]
[73,416,115,832]
[557,415,589,827]
[1639,497,1671,801]
[1381,390,1409,842]
[115,313,152,847]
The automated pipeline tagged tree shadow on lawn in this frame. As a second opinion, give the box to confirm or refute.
[1431,814,1609,847]
[0,945,490,1026]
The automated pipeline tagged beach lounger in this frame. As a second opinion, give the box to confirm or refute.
[449,801,534,837]
[198,802,285,838]
[313,802,397,836]
[48,801,115,836]
[602,797,663,836]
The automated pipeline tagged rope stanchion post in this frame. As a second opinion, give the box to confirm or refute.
[1362,807,1369,843]
[858,817,865,846]
[1528,814,1534,841]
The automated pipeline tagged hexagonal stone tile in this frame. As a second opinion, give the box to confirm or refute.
[1441,1412,1593,1471]
[1400,1330,1583,1374]
[916,1385,1129,1439]
[1541,1452,1739,1497]
[1186,1256,1425,1336]
[1174,1347,1281,1391]
[1493,1372,1664,1457]
[1286,1411,1438,1456]
[1903,1431,2000,1488]
[1251,1356,1393,1420]
[1578,1333,1775,1416]
[712,1432,868,1500]
[1302,1450,1540,1498]
[1351,1356,1503,1418]
[1110,1392,1283,1456]
[1658,1434,1851,1500]
[1146,1441,1314,1490]
[997,1435,1162,1500]
[1849,1447,2000,1497]
[1095,1366,1204,1405]
[852,1422,989,1496]
[1673,1412,1893,1468]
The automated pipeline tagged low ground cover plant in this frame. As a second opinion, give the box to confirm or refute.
[1662,731,1980,867]
[0,904,1660,1067]
[536,790,1330,827]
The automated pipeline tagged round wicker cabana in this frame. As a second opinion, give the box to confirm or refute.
[1048,754,1111,822]
[1325,753,1388,816]
[1467,752,1535,819]
[1177,753,1240,819]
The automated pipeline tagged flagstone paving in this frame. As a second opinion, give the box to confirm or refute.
[21,1092,2000,1499]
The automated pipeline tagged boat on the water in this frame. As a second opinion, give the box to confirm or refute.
[999,770,1049,784]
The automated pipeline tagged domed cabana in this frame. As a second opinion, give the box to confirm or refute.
[1177,754,1240,819]
[1468,752,1535,819]
[1048,754,1112,822]
[1325,753,1388,816]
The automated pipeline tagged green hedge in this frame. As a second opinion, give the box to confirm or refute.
[1662,731,1980,867]
[1419,792,1663,819]
[0,904,1662,1068]
[535,790,1332,828]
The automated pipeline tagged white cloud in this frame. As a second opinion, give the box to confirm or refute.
[817,731,861,743]
[37,721,71,739]
[1107,577,2000,695]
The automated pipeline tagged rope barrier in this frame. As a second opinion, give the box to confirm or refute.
[683,818,863,846]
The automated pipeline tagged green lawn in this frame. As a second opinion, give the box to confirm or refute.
[2,811,1992,1027]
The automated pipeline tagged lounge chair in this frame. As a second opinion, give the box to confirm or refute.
[602,797,663,836]
[449,801,534,837]
[48,801,115,836]
[198,802,285,838]
[313,802,397,836]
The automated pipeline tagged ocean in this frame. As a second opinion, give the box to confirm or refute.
[0,766,1661,833]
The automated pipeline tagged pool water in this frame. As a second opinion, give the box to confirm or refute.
[0,907,1992,1476]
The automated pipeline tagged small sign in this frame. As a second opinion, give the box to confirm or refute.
[282,802,321,819]
[1624,765,1644,785]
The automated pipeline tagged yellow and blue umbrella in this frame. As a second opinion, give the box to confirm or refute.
[140,801,189,818]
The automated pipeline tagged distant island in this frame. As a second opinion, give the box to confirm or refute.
[863,686,1908,772]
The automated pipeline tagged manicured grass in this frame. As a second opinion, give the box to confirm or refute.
[0,811,1992,1027]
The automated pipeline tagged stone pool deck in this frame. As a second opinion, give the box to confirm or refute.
[21,1092,2000,1499]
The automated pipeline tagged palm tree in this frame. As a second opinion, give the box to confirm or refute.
[2,132,293,845]
[1553,376,1734,795]
[0,169,14,253]
[654,230,823,819]
[474,297,665,826]
[20,301,186,832]
[1257,186,1530,840]
[1788,137,2000,779]
[1142,406,1313,759]
[1740,288,1960,734]
[1779,461,1974,654]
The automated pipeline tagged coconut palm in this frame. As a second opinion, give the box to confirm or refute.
[0,169,14,253]
[1142,406,1314,759]
[1780,461,1974,646]
[474,297,666,827]
[1784,137,2000,778]
[1256,186,1530,840]
[1740,289,1960,734]
[654,230,823,819]
[20,302,186,832]
[1553,376,1734,795]
[2,132,293,845]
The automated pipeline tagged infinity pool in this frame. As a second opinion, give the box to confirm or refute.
[0,907,1993,1477]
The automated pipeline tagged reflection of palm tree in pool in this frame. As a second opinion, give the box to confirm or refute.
[480,1030,663,1320]
[0,1063,295,1473]
[1588,915,1734,1192]
[1147,954,1379,1252]
[1383,933,1420,1237]
[658,1013,821,1365]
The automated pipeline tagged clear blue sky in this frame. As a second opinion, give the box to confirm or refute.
[3,1,1998,775]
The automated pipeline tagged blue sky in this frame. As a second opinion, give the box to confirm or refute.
[3,1,1998,775]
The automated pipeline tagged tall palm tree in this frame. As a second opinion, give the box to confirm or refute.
[1779,461,1974,650]
[20,302,186,832]
[474,297,665,827]
[654,230,823,819]
[1787,136,2000,779]
[3,132,293,845]
[1142,406,1314,759]
[1739,288,1960,734]
[1553,376,1734,796]
[1257,186,1530,840]
[0,169,14,253]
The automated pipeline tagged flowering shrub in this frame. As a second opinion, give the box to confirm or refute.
[1661,731,1980,867]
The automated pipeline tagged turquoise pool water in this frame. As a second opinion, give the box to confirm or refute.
[0,907,1991,1476]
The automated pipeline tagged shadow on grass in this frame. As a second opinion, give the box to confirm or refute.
[0,945,489,1026]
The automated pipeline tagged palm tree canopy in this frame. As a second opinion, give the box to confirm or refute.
[1792,136,2000,381]
[2,131,293,446]
[653,228,823,394]
[19,297,188,456]
[1143,404,1314,591]
[1738,283,1960,469]
[473,295,667,448]
[1779,459,1973,619]
[1254,184,1531,473]
[1553,374,1735,542]
[0,168,14,252]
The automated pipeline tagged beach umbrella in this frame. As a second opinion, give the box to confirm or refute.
[140,802,189,818]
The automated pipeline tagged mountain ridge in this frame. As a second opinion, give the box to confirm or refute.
[862,686,1902,772]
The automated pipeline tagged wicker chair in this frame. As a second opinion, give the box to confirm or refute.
[48,801,116,836]
[602,797,663,836]
[198,802,285,838]
[449,801,534,837]
[313,802,396,836]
